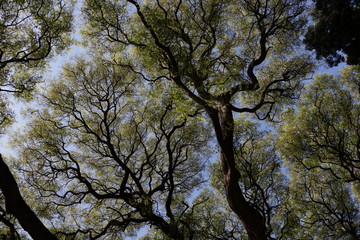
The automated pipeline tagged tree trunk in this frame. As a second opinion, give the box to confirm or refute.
[0,155,57,240]
[207,106,267,240]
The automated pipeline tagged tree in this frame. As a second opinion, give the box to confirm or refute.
[278,66,360,239]
[304,0,360,66]
[207,119,290,239]
[142,119,289,239]
[279,66,360,198]
[12,57,212,239]
[0,154,58,240]
[83,0,313,239]
[0,0,73,239]
[0,0,72,96]
[287,168,359,239]
[1,1,359,240]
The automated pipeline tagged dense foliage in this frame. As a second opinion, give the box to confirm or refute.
[304,0,360,66]
[0,0,359,240]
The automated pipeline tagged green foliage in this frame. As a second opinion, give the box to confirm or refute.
[1,1,359,239]
[287,168,359,239]
[0,0,73,132]
[304,0,360,66]
[209,118,291,239]
[279,66,360,188]
[279,66,360,239]
[12,55,212,239]
[81,4,315,238]
[141,189,247,240]
[83,0,313,108]
[0,0,73,80]
[0,2,73,236]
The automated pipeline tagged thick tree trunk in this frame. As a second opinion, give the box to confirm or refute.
[0,155,57,240]
[207,106,267,240]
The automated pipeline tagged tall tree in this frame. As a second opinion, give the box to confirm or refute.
[304,0,360,66]
[1,1,359,239]
[207,119,290,239]
[83,0,314,239]
[279,66,360,198]
[278,66,360,239]
[0,0,73,239]
[0,155,58,240]
[12,57,212,239]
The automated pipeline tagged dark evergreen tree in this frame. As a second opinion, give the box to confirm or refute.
[304,0,360,66]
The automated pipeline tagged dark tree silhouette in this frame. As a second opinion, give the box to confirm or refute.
[304,0,360,66]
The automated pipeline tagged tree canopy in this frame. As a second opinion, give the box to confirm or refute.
[0,0,73,128]
[0,0,359,240]
[0,0,73,239]
[278,66,360,239]
[304,0,360,66]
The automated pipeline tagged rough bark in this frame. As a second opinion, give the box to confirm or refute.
[208,106,267,240]
[0,154,57,240]
[121,3,269,237]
